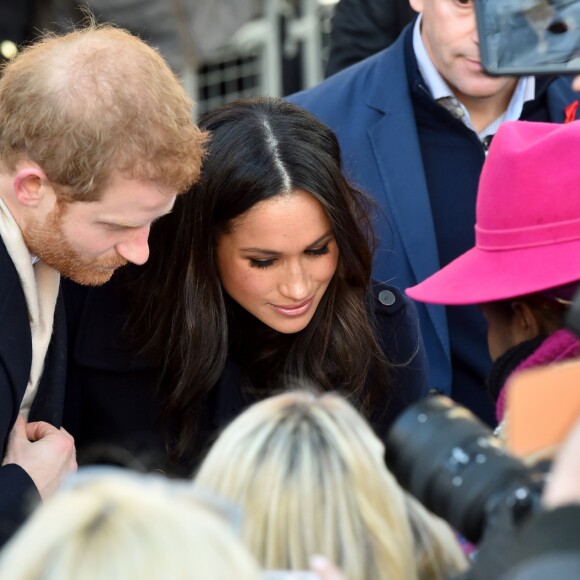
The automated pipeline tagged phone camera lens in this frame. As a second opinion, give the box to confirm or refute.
[548,20,568,34]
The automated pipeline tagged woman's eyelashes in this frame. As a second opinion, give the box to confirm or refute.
[305,245,331,257]
[249,258,276,269]
[248,245,331,269]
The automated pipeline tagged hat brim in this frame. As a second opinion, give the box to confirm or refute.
[406,238,580,305]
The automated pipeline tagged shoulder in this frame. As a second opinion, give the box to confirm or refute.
[548,75,579,97]
[366,280,422,362]
[288,38,406,111]
[545,75,580,116]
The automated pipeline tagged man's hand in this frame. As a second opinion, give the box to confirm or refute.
[2,416,77,499]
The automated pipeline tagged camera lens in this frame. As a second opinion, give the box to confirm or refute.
[385,396,532,542]
[548,20,568,34]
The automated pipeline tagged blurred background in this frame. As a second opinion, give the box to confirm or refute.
[0,0,338,118]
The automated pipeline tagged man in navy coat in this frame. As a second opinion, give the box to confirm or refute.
[0,25,204,544]
[290,0,579,424]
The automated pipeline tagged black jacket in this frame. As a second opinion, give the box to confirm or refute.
[0,235,67,546]
[63,276,430,475]
[325,0,416,77]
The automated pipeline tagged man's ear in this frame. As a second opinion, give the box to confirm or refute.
[511,301,542,342]
[12,167,52,208]
[409,0,424,14]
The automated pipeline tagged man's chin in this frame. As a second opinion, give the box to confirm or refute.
[63,266,121,287]
[456,74,517,100]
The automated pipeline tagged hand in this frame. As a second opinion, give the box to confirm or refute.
[310,556,347,580]
[574,76,580,92]
[542,418,580,509]
[2,416,77,499]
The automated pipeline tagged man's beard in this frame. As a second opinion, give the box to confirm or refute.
[23,204,127,286]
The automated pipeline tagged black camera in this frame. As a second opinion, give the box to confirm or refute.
[385,395,545,543]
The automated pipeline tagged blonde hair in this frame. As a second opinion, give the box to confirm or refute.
[0,469,261,580]
[196,391,468,580]
[0,24,207,201]
[405,495,470,579]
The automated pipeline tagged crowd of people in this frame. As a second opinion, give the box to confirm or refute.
[0,0,579,578]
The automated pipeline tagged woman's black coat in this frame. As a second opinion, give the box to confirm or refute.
[62,276,430,475]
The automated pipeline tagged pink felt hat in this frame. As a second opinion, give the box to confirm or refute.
[406,120,580,305]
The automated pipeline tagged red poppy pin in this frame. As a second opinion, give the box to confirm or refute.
[564,100,579,123]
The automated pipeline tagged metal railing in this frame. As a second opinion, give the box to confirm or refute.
[184,0,337,118]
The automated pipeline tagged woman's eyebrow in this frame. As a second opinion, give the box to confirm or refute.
[240,231,334,254]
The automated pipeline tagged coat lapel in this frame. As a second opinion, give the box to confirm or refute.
[0,235,66,431]
[0,237,32,453]
[364,41,450,359]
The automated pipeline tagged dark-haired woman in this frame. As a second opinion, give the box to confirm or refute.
[63,97,429,473]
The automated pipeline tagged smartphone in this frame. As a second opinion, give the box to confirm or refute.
[505,359,580,459]
[475,0,580,76]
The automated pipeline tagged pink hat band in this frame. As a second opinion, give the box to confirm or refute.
[407,120,580,306]
[476,217,580,251]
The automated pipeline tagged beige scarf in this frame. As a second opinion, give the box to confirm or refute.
[0,197,60,419]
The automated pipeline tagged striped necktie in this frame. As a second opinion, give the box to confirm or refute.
[437,96,465,121]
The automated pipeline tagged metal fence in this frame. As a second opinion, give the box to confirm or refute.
[184,0,336,119]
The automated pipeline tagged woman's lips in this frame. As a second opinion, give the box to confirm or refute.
[271,297,314,317]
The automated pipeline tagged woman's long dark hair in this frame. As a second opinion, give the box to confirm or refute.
[128,97,391,460]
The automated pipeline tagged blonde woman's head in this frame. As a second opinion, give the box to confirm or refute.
[0,469,260,580]
[196,390,467,580]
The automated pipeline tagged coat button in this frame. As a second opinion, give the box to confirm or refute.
[378,289,396,306]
